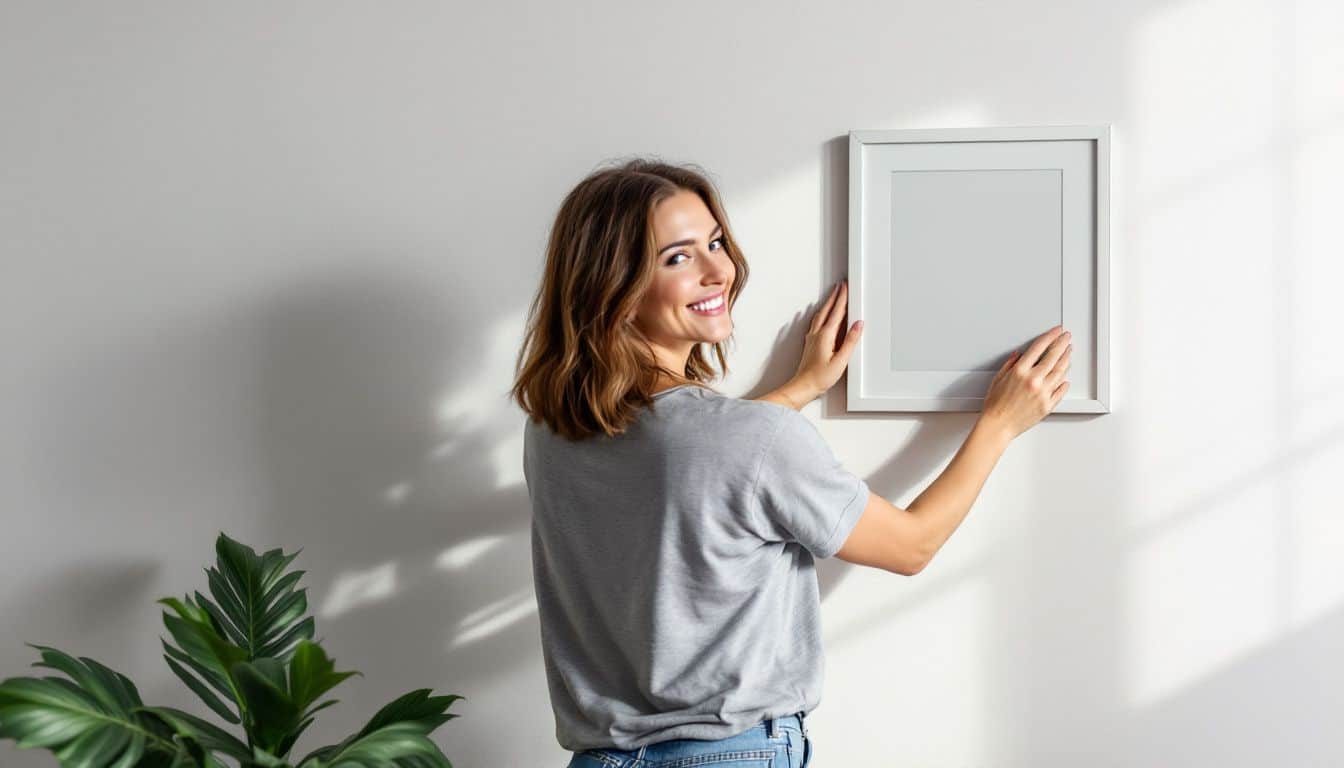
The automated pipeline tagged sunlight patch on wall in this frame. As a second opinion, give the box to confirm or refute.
[1127,0,1277,533]
[318,561,399,618]
[434,313,529,489]
[1287,123,1344,416]
[382,481,412,506]
[1285,438,1344,629]
[435,535,507,571]
[1290,0,1343,125]
[1125,0,1344,709]
[435,315,526,434]
[449,587,536,648]
[1131,0,1273,194]
[491,431,524,489]
[1125,479,1276,706]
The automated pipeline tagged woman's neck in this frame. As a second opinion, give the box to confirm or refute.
[651,377,685,393]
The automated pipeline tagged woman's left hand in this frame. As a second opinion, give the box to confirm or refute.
[790,280,864,399]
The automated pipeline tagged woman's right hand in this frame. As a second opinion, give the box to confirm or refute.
[979,325,1073,441]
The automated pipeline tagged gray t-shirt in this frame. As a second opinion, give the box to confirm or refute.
[523,383,871,751]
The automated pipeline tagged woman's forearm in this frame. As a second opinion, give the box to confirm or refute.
[751,379,820,411]
[908,416,1014,562]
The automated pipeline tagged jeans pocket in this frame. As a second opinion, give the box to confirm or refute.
[650,749,777,767]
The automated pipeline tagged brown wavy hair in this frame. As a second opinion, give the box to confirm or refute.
[511,157,750,441]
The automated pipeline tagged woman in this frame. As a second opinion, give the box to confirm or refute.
[511,158,1071,767]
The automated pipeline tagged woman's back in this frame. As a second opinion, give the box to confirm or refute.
[524,384,870,752]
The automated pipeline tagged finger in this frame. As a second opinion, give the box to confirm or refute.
[838,319,863,357]
[1035,331,1071,373]
[1049,378,1070,407]
[1020,325,1065,369]
[993,349,1019,381]
[810,282,841,333]
[1044,345,1072,388]
[824,281,849,332]
[832,310,850,354]
[821,281,848,334]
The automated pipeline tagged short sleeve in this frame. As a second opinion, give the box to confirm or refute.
[750,410,871,559]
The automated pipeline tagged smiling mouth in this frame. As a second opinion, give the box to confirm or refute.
[687,291,727,314]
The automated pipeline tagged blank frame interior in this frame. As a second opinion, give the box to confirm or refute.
[847,126,1110,413]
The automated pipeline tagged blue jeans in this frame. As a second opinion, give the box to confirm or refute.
[567,712,812,767]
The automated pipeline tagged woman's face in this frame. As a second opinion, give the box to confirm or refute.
[631,189,736,367]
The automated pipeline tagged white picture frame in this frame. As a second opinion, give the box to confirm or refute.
[846,125,1111,414]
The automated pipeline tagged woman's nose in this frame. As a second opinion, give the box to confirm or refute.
[703,261,732,284]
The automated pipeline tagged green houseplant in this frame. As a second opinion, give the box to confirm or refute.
[0,532,463,767]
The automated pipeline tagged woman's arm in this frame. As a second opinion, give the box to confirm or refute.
[906,417,1012,561]
[908,327,1072,564]
[751,379,820,411]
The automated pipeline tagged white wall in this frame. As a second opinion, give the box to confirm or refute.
[4,1,1341,765]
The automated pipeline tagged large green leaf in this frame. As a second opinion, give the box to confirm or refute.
[203,533,315,662]
[232,659,300,754]
[296,722,452,768]
[159,595,248,724]
[161,650,239,725]
[349,689,463,742]
[138,705,250,762]
[0,644,180,768]
[288,641,359,718]
[297,689,463,768]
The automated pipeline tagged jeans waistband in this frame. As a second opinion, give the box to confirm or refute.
[763,710,808,738]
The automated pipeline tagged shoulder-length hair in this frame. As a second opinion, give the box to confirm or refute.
[511,157,750,441]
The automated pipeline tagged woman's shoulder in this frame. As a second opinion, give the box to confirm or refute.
[656,385,794,437]
[521,386,793,445]
[680,384,796,414]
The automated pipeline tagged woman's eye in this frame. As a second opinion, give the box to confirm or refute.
[666,237,725,266]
